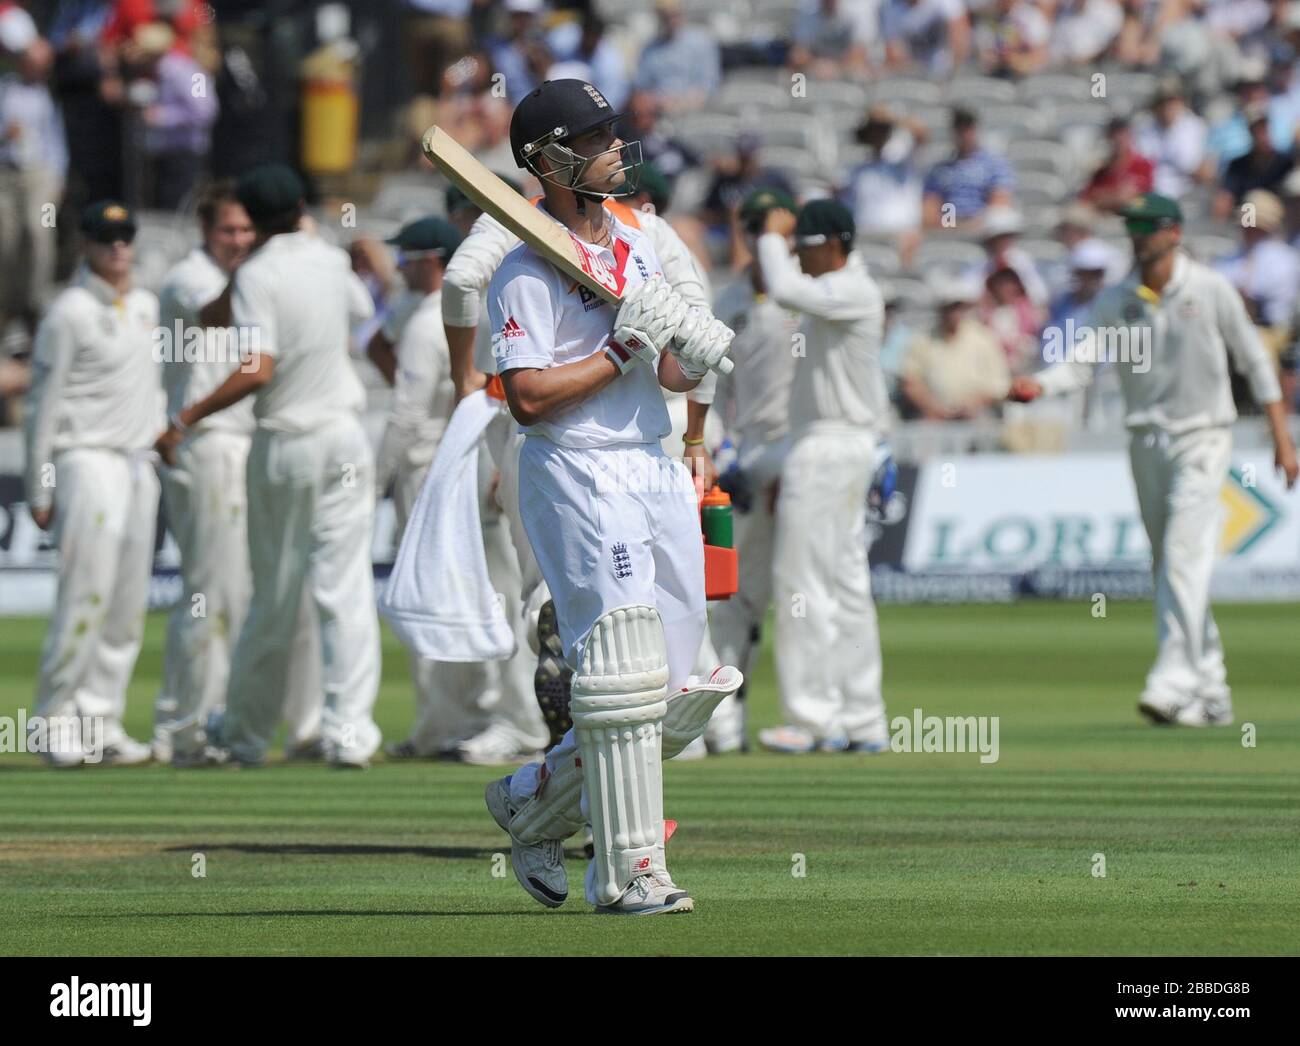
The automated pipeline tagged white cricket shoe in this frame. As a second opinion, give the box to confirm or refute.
[485,776,568,908]
[458,722,543,767]
[1174,699,1234,727]
[596,873,694,916]
[758,724,848,753]
[1138,694,1192,725]
[99,737,153,766]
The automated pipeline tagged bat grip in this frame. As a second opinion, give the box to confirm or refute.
[713,356,734,376]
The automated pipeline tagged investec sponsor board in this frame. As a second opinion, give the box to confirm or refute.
[897,453,1300,600]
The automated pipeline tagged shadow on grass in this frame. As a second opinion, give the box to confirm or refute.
[163,842,591,860]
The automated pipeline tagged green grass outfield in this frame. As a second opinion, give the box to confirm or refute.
[0,601,1296,956]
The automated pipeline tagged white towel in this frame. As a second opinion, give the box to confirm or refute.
[379,390,515,662]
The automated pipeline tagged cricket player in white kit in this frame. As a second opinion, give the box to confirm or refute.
[753,201,892,754]
[152,183,323,766]
[155,164,383,767]
[1011,193,1298,726]
[439,144,727,753]
[25,201,163,766]
[480,80,742,914]
[708,189,801,714]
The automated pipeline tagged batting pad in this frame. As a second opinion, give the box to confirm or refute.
[661,666,745,759]
[570,605,670,905]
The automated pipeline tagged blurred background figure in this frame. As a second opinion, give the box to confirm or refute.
[840,104,926,269]
[1081,116,1155,214]
[788,0,875,79]
[901,275,1009,420]
[922,107,1014,230]
[635,0,721,112]
[1214,189,1299,358]
[0,35,66,338]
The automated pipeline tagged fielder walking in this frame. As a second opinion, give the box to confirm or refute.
[481,79,742,914]
[155,165,383,767]
[25,201,163,766]
[1011,193,1298,725]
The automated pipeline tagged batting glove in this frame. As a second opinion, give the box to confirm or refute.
[606,274,688,373]
[671,306,734,378]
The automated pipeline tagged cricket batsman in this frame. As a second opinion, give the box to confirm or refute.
[438,111,724,752]
[24,201,163,766]
[481,79,742,914]
[1011,193,1299,726]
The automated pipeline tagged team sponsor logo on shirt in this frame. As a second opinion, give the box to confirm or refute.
[611,542,633,579]
[501,316,527,339]
[576,284,605,312]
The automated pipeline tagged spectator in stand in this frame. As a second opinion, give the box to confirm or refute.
[1213,105,1294,218]
[635,0,721,112]
[975,0,1051,77]
[489,0,552,105]
[0,36,66,334]
[403,0,473,98]
[1214,188,1300,356]
[1082,116,1155,213]
[839,104,927,269]
[980,265,1045,373]
[546,12,629,112]
[901,275,1010,420]
[616,89,698,181]
[139,20,218,209]
[881,0,971,76]
[788,0,875,79]
[1282,165,1300,246]
[1205,65,1297,173]
[1047,238,1114,334]
[1133,78,1210,198]
[922,107,1015,229]
[969,206,1049,306]
[1051,0,1124,65]
[1113,0,1161,66]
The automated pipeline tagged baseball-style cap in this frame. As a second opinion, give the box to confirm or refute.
[80,200,137,244]
[1243,189,1284,232]
[739,186,797,225]
[236,164,306,221]
[1069,238,1113,272]
[930,273,983,305]
[981,205,1024,240]
[1119,192,1183,230]
[794,198,855,247]
[385,216,464,257]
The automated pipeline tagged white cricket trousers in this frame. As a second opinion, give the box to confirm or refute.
[1129,426,1232,709]
[708,436,790,679]
[223,416,381,764]
[508,438,706,806]
[155,430,322,759]
[773,428,886,743]
[35,448,159,745]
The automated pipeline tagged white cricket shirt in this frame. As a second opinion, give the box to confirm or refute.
[1037,252,1282,432]
[24,265,164,510]
[231,231,374,434]
[712,274,800,445]
[159,247,254,436]
[487,210,671,448]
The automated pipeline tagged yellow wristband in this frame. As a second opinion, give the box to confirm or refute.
[682,436,705,446]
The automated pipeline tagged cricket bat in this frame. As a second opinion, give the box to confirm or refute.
[422,125,732,375]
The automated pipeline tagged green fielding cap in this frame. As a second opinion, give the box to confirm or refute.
[739,187,796,223]
[235,163,306,221]
[795,198,855,246]
[385,216,463,257]
[80,200,137,243]
[1118,193,1183,225]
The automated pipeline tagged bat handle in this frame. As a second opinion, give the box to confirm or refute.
[713,356,734,376]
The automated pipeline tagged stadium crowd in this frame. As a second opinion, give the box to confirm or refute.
[3,0,1300,432]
